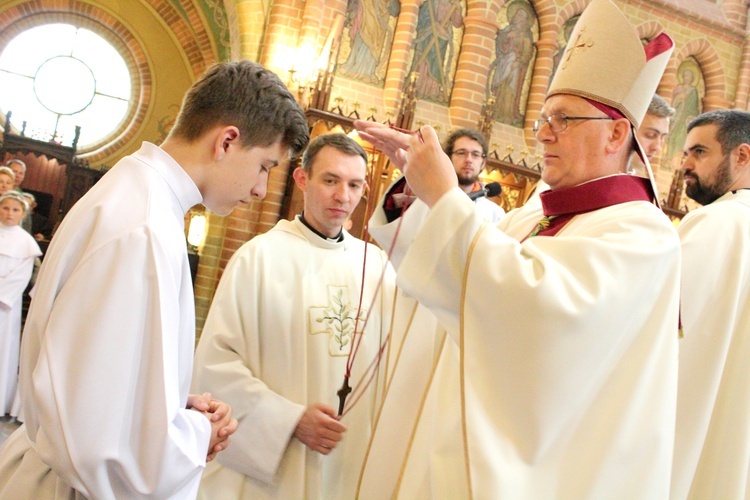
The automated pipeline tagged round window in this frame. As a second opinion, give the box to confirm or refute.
[0,24,131,150]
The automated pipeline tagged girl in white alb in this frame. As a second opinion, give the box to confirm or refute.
[0,193,41,415]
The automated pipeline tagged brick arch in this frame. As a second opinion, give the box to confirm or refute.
[465,0,493,11]
[556,0,588,27]
[636,20,665,41]
[0,6,150,163]
[718,0,747,32]
[143,0,217,78]
[663,39,727,110]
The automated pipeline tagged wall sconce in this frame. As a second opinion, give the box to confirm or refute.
[187,213,207,253]
[287,68,315,107]
[285,43,326,107]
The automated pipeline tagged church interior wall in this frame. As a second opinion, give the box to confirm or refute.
[1,0,749,334]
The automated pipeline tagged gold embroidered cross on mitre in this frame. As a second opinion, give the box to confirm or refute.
[562,27,594,70]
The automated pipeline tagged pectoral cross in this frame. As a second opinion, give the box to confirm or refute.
[528,215,557,238]
[337,376,352,417]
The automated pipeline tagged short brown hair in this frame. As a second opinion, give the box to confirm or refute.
[170,60,309,156]
[443,128,488,156]
[301,133,368,174]
[688,109,750,156]
[647,94,675,119]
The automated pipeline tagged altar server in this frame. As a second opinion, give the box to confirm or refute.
[0,60,309,499]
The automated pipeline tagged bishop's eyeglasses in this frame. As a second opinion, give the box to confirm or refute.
[533,113,613,134]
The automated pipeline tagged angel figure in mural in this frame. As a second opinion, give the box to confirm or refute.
[488,1,535,127]
[409,0,464,103]
[666,64,701,169]
[338,0,401,85]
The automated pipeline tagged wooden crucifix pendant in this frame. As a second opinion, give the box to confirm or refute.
[337,377,352,417]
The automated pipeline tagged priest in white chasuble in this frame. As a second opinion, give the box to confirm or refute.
[354,0,681,497]
[671,109,750,499]
[192,133,395,499]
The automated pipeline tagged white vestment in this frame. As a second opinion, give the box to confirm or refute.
[192,217,394,499]
[671,189,750,499]
[0,224,41,415]
[0,142,211,499]
[359,183,681,499]
[473,196,505,224]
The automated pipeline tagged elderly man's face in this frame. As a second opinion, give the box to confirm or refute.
[8,162,24,187]
[535,94,618,190]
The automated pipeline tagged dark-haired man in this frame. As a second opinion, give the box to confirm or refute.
[671,109,750,499]
[443,128,505,222]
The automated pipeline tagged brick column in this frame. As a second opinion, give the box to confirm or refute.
[521,0,558,149]
[734,29,750,110]
[383,0,423,111]
[448,13,498,128]
[235,0,270,61]
[258,0,305,74]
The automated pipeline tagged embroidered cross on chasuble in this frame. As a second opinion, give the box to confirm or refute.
[524,175,653,241]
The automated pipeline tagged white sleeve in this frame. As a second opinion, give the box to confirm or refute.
[367,179,431,268]
[192,244,306,485]
[0,257,34,309]
[397,188,680,459]
[31,227,210,499]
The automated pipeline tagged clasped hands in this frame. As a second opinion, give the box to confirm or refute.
[353,120,458,208]
[188,392,239,462]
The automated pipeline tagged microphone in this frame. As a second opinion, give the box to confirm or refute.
[467,182,502,201]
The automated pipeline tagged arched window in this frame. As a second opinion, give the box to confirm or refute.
[0,24,131,151]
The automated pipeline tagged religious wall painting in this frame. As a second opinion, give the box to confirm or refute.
[487,0,538,128]
[665,57,704,172]
[197,0,232,60]
[550,15,579,85]
[337,0,401,86]
[407,0,466,104]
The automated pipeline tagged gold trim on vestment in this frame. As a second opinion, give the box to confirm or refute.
[355,288,420,497]
[391,330,448,496]
[460,222,487,500]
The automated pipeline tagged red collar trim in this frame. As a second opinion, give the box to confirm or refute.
[540,175,651,217]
